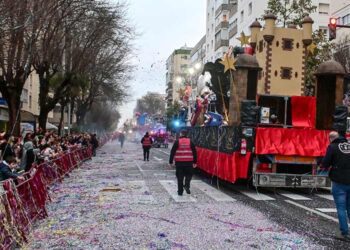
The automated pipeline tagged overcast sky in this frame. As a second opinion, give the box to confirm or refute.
[113,0,206,126]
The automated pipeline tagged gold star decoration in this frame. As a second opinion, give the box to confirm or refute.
[176,87,185,97]
[220,53,237,73]
[307,42,317,55]
[236,32,251,46]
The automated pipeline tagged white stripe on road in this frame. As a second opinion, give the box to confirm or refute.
[135,162,144,173]
[192,180,236,202]
[154,156,162,161]
[157,149,170,155]
[278,191,311,200]
[235,188,275,201]
[285,200,338,223]
[316,208,337,213]
[316,194,334,201]
[159,180,196,203]
[127,181,156,204]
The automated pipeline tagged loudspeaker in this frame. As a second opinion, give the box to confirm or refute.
[332,105,348,132]
[241,100,259,126]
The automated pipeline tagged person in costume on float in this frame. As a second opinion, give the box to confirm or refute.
[169,130,197,196]
[321,131,350,241]
[141,132,153,161]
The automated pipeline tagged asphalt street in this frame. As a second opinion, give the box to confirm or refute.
[26,140,350,249]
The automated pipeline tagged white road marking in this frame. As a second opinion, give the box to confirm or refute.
[154,173,167,176]
[157,149,170,155]
[316,194,334,201]
[135,162,144,173]
[285,200,338,223]
[278,191,311,200]
[316,208,337,213]
[154,156,162,161]
[127,180,155,204]
[235,188,275,201]
[159,180,196,203]
[192,180,236,202]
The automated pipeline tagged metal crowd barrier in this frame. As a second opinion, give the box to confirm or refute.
[0,146,93,249]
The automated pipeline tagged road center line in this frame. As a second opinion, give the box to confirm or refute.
[285,200,338,223]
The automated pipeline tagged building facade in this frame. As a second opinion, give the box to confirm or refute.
[206,0,237,62]
[165,46,193,106]
[332,0,350,41]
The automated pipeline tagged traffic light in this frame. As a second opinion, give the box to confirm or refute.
[329,18,337,41]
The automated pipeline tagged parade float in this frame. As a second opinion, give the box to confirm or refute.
[186,14,349,188]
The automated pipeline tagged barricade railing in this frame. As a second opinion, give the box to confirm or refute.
[0,146,93,249]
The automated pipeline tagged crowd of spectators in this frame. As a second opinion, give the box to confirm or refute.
[0,129,99,182]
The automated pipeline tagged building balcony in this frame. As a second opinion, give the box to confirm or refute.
[215,4,229,17]
[229,2,238,18]
[215,21,229,33]
[229,25,238,38]
[215,39,229,50]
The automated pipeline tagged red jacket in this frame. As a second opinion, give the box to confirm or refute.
[141,136,152,147]
[173,138,195,163]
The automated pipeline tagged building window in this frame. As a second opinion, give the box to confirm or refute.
[248,2,252,15]
[282,38,294,51]
[318,3,329,15]
[280,67,292,79]
[223,14,227,22]
[342,14,350,25]
[181,55,188,59]
[29,95,32,108]
[240,10,244,22]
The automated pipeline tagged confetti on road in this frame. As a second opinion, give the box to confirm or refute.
[25,142,321,249]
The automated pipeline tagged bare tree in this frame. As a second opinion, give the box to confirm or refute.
[0,0,46,135]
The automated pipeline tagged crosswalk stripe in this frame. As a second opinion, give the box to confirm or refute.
[316,194,334,201]
[159,180,197,202]
[235,189,275,201]
[153,157,162,161]
[316,208,337,213]
[278,191,311,200]
[192,180,236,202]
[285,200,338,223]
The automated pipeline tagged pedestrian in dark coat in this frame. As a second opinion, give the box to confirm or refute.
[169,130,197,196]
[322,131,350,240]
[141,132,153,161]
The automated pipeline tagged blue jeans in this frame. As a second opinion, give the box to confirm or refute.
[332,181,350,235]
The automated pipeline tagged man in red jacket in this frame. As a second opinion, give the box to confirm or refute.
[141,132,153,161]
[169,130,197,196]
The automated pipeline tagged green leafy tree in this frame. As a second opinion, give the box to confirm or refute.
[165,101,180,129]
[264,0,317,27]
[304,30,335,95]
[134,92,166,116]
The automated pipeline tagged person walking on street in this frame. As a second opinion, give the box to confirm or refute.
[321,131,350,241]
[141,132,153,161]
[119,133,125,148]
[169,130,197,196]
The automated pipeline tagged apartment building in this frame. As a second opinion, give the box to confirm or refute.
[206,0,237,62]
[332,0,350,40]
[165,46,193,106]
[228,0,332,48]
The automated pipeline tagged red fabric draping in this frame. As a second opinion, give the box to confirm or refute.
[291,96,316,128]
[196,147,251,183]
[255,127,329,156]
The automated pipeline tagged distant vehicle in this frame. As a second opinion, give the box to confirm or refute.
[150,129,169,148]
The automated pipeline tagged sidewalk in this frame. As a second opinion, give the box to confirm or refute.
[26,141,320,249]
